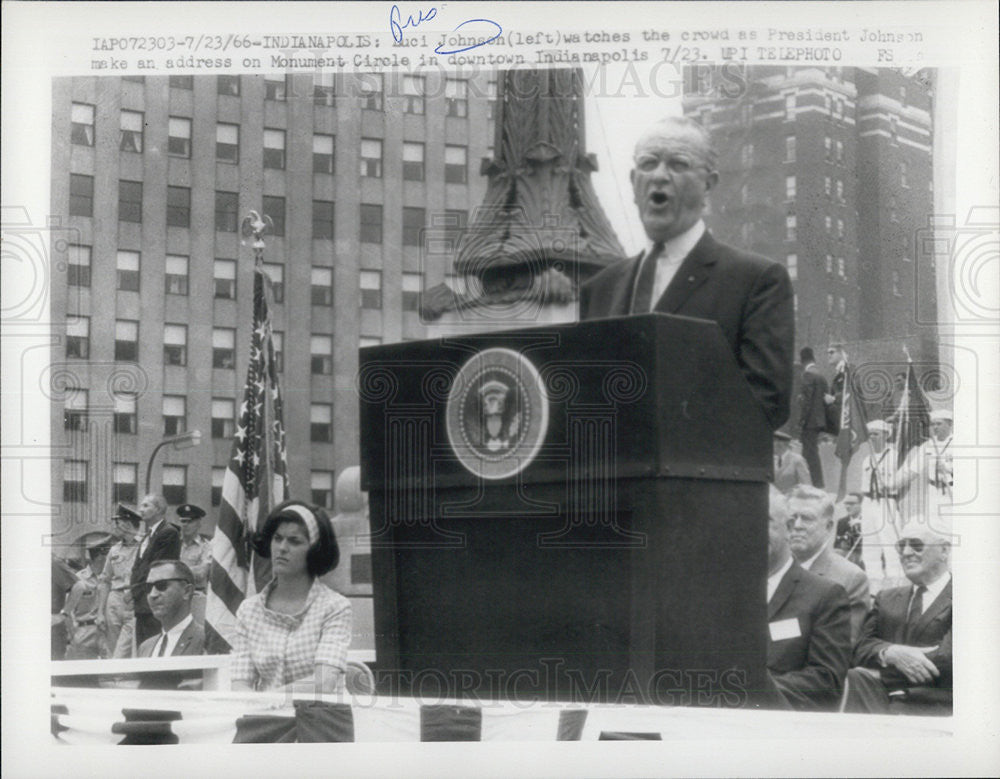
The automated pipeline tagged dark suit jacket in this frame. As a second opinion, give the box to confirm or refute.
[137,618,206,657]
[852,578,952,693]
[766,562,851,711]
[806,547,870,644]
[579,231,794,430]
[798,365,829,431]
[129,521,182,616]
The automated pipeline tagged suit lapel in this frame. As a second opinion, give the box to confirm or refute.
[610,252,644,316]
[911,579,951,640]
[655,231,717,314]
[768,564,799,621]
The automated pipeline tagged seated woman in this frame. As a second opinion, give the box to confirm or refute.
[231,501,352,693]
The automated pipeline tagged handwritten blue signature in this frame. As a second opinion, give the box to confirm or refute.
[389,4,502,54]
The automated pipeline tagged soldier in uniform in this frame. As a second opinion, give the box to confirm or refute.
[176,503,211,626]
[861,420,902,590]
[62,534,113,659]
[96,505,142,658]
[893,409,953,533]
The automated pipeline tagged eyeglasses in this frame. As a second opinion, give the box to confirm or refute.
[895,538,925,554]
[634,153,706,174]
[144,578,190,594]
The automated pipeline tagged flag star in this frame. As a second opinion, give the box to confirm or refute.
[234,425,247,443]
[233,449,245,467]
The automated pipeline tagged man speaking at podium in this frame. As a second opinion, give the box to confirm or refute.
[580,116,794,430]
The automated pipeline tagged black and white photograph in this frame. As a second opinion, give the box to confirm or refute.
[2,1,998,775]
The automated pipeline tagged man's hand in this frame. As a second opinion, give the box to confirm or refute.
[884,644,940,684]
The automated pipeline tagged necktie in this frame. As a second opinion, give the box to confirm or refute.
[904,585,926,643]
[630,243,664,314]
[157,633,169,657]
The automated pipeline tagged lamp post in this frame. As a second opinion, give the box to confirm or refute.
[145,429,202,493]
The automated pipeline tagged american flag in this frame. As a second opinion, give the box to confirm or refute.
[205,260,289,653]
[834,363,869,500]
[893,358,931,467]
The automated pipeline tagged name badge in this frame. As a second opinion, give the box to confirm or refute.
[769,618,802,641]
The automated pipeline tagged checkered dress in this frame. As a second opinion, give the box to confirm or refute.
[230,579,352,692]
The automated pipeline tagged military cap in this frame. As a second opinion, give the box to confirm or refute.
[176,503,207,520]
[111,504,142,524]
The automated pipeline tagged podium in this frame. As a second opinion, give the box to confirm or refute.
[358,314,772,706]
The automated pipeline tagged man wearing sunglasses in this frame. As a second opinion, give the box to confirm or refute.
[129,493,182,647]
[845,522,952,714]
[137,560,205,659]
[579,116,794,431]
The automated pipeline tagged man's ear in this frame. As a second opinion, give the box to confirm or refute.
[704,169,720,192]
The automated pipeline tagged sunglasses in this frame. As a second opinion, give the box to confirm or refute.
[895,538,926,554]
[144,578,189,594]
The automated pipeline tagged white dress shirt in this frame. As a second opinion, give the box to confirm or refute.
[151,613,193,657]
[917,570,951,614]
[641,219,706,311]
[767,555,794,603]
[137,519,164,557]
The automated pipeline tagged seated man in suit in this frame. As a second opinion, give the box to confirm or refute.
[787,485,870,642]
[137,560,206,689]
[845,520,952,715]
[579,116,794,430]
[765,487,851,711]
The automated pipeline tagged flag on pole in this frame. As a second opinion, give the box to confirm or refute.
[834,363,868,501]
[893,358,931,467]
[206,216,288,653]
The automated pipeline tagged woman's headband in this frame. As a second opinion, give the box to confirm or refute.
[281,504,320,546]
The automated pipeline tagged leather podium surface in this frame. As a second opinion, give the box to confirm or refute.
[359,314,771,705]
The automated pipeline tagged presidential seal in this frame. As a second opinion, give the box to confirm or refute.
[446,348,549,480]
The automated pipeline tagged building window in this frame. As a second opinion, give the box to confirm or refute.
[403,206,425,247]
[890,116,898,143]
[889,196,898,223]
[892,270,902,296]
[69,174,94,217]
[166,186,191,227]
[311,471,333,508]
[785,175,796,201]
[216,123,239,163]
[740,144,753,167]
[824,177,832,197]
[445,78,468,118]
[313,200,335,240]
[313,134,335,174]
[402,272,422,311]
[785,136,796,163]
[785,215,796,242]
[264,74,288,101]
[115,320,139,361]
[116,251,141,292]
[262,195,285,237]
[836,140,844,163]
[837,257,846,278]
[826,294,834,313]
[214,259,237,299]
[836,180,844,203]
[118,180,143,223]
[119,110,144,153]
[837,218,844,239]
[360,138,382,177]
[314,73,336,106]
[834,99,843,119]
[63,460,88,502]
[402,141,425,181]
[824,136,832,161]
[359,73,383,110]
[825,254,833,274]
[263,128,286,169]
[311,267,333,306]
[170,75,193,89]
[217,75,240,96]
[162,465,187,505]
[402,74,425,114]
[825,215,832,233]
[786,254,798,281]
[272,331,284,372]
[486,79,497,119]
[165,254,189,295]
[168,117,192,157]
[310,403,332,443]
[360,203,383,244]
[212,327,236,369]
[212,398,235,439]
[360,270,382,309]
[66,316,90,359]
[64,388,88,432]
[444,144,468,184]
[311,334,333,374]
[67,244,91,286]
[784,93,796,119]
[71,103,95,146]
[215,191,239,232]
[263,263,284,303]
[164,324,187,366]
[211,467,225,507]
[900,162,909,188]
[113,463,138,505]
[113,392,137,434]
[739,183,748,205]
[359,336,382,348]
[443,209,468,244]
[162,395,186,435]
[838,297,846,316]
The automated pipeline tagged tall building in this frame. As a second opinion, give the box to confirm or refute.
[50,72,493,550]
[684,66,937,372]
